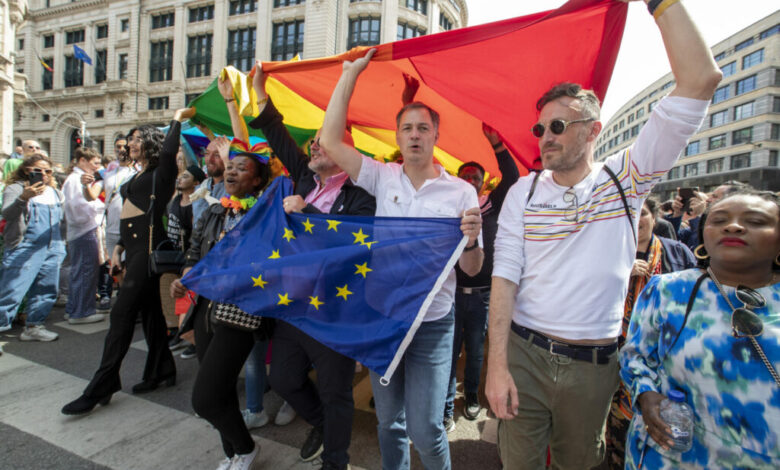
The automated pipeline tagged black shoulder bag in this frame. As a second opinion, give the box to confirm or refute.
[148,171,185,275]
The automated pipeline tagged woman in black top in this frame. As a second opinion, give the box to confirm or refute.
[62,108,195,415]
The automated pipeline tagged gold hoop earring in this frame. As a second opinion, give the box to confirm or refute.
[775,252,780,267]
[694,244,709,260]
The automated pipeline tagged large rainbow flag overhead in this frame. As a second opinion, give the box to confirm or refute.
[189,0,627,178]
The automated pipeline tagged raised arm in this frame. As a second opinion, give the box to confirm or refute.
[218,76,250,144]
[483,123,519,207]
[633,0,721,99]
[318,49,376,181]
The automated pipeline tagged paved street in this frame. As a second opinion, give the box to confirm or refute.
[0,304,502,470]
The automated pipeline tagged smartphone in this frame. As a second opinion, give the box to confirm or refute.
[678,187,699,213]
[28,170,44,186]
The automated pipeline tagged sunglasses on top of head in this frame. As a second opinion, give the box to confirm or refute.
[531,118,594,138]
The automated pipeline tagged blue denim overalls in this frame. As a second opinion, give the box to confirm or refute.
[0,191,66,327]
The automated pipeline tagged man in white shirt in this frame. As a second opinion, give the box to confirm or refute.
[319,49,482,470]
[485,1,722,469]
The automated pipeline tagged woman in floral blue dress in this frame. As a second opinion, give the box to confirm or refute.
[620,189,780,469]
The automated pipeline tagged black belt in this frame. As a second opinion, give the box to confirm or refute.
[511,323,617,364]
[457,286,490,295]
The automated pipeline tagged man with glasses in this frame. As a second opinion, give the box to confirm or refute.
[485,1,723,468]
[246,63,375,470]
[21,140,42,158]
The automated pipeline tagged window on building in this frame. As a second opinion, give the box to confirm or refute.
[274,0,304,6]
[731,127,752,145]
[185,92,201,105]
[712,85,729,104]
[43,34,54,48]
[636,108,644,119]
[118,53,128,79]
[189,5,215,22]
[720,61,736,78]
[760,24,779,40]
[66,29,85,44]
[187,34,213,78]
[776,68,780,87]
[706,158,724,174]
[96,24,108,39]
[405,0,427,15]
[397,23,425,40]
[769,150,778,167]
[648,101,657,112]
[667,166,680,180]
[685,140,700,156]
[736,75,757,95]
[730,153,750,169]
[772,123,780,140]
[230,0,257,15]
[713,51,726,61]
[774,96,780,113]
[18,38,24,50]
[439,13,452,31]
[95,49,107,84]
[661,80,674,90]
[708,134,726,150]
[615,134,622,145]
[272,20,304,61]
[710,109,728,127]
[622,130,630,141]
[64,55,83,87]
[121,19,130,32]
[630,125,639,137]
[42,114,49,122]
[149,40,174,82]
[42,58,53,90]
[612,124,618,133]
[619,120,625,129]
[627,114,634,124]
[734,37,754,51]
[95,109,104,118]
[227,28,256,71]
[148,96,169,110]
[733,101,754,121]
[742,49,763,69]
[348,17,380,49]
[684,163,698,177]
[151,13,175,29]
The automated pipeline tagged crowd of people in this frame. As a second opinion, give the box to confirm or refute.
[0,1,778,469]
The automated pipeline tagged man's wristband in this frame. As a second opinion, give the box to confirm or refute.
[463,240,479,252]
[646,0,663,15]
[650,0,679,20]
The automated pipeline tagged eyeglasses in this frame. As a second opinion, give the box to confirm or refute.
[731,286,765,337]
[562,187,579,223]
[32,168,54,175]
[531,118,593,138]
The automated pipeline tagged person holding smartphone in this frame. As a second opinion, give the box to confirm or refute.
[0,154,66,340]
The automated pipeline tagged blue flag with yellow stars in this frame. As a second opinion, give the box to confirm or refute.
[182,177,467,383]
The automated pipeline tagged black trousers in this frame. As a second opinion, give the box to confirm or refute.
[192,322,256,457]
[84,216,176,398]
[269,321,356,467]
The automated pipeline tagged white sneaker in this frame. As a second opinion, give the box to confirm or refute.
[274,401,296,426]
[68,313,106,324]
[215,456,234,470]
[229,443,260,470]
[0,324,11,333]
[20,325,59,342]
[242,409,269,430]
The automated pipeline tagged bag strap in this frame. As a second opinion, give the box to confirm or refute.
[147,170,156,256]
[664,271,708,360]
[527,171,542,203]
[601,164,636,245]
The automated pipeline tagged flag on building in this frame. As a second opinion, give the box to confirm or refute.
[181,177,466,383]
[38,56,53,72]
[73,45,92,65]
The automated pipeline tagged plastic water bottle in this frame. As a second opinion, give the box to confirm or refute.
[659,390,693,452]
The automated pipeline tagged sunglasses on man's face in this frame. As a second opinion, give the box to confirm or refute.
[731,286,766,337]
[531,118,593,138]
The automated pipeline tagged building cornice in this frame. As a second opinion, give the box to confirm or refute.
[30,0,106,19]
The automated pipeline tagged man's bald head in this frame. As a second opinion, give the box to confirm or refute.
[22,140,42,157]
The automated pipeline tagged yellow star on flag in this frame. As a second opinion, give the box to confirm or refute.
[251,274,268,289]
[309,296,324,310]
[352,228,369,245]
[302,218,315,234]
[268,250,281,259]
[336,284,353,301]
[327,220,341,232]
[277,293,292,306]
[283,227,296,242]
[363,240,377,250]
[354,262,372,278]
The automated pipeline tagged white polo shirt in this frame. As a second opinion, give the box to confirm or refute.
[355,156,480,321]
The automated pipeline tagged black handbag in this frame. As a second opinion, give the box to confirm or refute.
[150,239,185,274]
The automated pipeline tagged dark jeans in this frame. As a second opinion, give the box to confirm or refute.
[445,289,489,417]
[269,321,355,467]
[192,322,256,458]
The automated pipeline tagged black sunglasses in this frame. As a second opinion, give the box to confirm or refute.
[532,118,593,138]
[731,286,765,337]
[32,168,54,175]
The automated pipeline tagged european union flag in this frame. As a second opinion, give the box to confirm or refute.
[73,45,92,65]
[182,177,466,383]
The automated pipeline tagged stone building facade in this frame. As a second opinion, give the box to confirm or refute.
[1,0,27,156]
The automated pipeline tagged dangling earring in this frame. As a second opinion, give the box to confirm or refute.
[694,244,709,260]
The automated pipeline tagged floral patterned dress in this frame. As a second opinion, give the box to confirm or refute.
[620,269,780,469]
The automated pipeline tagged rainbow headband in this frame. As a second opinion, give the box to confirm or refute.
[229,138,271,165]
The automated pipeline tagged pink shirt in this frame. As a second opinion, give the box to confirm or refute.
[304,171,349,213]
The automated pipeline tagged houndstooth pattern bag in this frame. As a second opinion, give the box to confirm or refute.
[212,302,263,332]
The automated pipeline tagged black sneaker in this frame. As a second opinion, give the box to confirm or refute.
[300,425,324,462]
[444,415,456,433]
[320,461,348,470]
[463,392,480,420]
[179,345,197,359]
